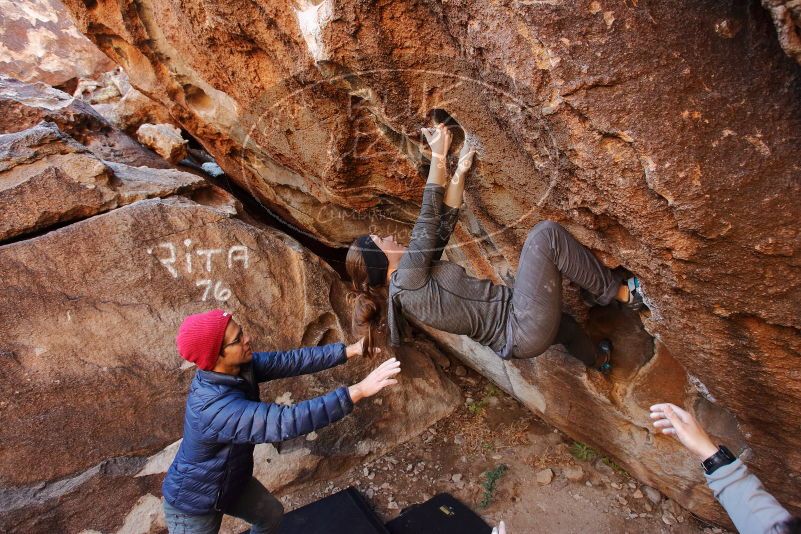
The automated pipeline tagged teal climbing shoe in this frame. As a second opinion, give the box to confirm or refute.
[625,276,646,311]
[595,339,613,374]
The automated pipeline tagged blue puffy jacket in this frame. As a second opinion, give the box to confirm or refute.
[162,343,353,515]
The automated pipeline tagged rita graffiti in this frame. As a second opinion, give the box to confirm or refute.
[147,240,250,302]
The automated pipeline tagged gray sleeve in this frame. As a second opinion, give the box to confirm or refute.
[705,459,792,534]
[394,184,446,290]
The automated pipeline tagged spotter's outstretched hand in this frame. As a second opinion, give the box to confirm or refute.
[650,403,718,460]
[348,357,401,403]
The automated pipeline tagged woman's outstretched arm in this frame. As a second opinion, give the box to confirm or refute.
[429,142,476,262]
[393,124,453,289]
[444,141,476,209]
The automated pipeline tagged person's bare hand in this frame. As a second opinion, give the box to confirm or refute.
[346,337,378,359]
[348,358,401,403]
[650,403,719,460]
[421,123,452,160]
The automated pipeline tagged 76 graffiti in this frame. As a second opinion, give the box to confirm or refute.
[147,240,250,302]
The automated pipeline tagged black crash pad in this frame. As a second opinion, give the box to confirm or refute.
[385,493,492,534]
[277,487,389,534]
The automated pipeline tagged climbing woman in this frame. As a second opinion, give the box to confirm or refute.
[346,122,644,373]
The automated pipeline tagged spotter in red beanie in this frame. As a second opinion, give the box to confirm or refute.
[176,309,233,371]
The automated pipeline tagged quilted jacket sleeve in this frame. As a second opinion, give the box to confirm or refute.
[252,343,347,382]
[198,386,354,444]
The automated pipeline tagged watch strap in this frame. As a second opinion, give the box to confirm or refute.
[702,445,736,475]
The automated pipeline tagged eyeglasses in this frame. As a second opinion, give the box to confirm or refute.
[221,328,244,352]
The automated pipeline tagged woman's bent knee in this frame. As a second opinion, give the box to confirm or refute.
[525,220,565,246]
[532,219,566,236]
[504,340,552,360]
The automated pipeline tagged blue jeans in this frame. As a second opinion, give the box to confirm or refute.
[163,477,283,534]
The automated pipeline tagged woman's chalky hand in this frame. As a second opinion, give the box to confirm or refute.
[456,141,476,175]
[422,122,453,160]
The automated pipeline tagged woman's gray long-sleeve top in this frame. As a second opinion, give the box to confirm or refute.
[705,459,792,534]
[387,184,512,352]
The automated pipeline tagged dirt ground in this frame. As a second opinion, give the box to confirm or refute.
[222,359,731,534]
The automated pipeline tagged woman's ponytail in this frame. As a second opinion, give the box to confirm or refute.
[346,238,386,356]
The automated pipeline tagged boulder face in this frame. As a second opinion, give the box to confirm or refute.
[76,67,178,136]
[0,76,171,168]
[60,0,801,523]
[762,0,801,65]
[0,120,203,241]
[420,306,751,522]
[135,122,188,163]
[0,0,115,87]
[0,80,461,533]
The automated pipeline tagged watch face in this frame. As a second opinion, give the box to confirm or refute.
[719,446,736,461]
[703,456,715,470]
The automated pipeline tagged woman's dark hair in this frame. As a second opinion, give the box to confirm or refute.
[346,238,386,357]
[774,517,801,534]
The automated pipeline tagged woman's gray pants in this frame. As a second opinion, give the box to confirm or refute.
[500,221,622,364]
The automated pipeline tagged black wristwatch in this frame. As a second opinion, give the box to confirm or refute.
[702,445,736,475]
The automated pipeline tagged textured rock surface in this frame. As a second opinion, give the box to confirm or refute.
[0,0,115,87]
[763,0,801,65]
[0,0,179,143]
[79,67,177,136]
[0,76,170,168]
[61,0,801,523]
[419,306,749,522]
[0,121,203,241]
[136,123,187,163]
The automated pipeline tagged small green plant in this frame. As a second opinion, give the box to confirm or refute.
[479,464,509,509]
[467,399,488,415]
[602,456,628,476]
[570,441,630,477]
[484,384,501,397]
[467,385,500,415]
[569,441,598,462]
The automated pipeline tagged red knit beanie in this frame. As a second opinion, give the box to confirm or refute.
[176,309,233,371]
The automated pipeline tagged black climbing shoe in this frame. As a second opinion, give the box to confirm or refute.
[595,339,613,374]
[625,276,647,311]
